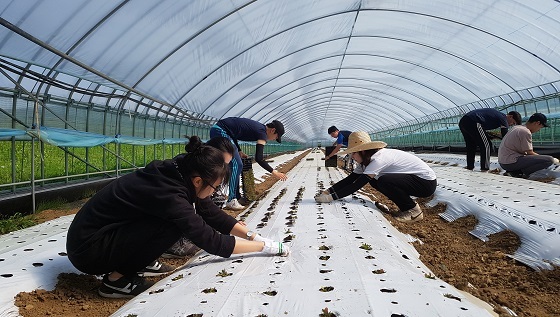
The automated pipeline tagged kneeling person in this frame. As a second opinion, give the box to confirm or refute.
[67,141,289,299]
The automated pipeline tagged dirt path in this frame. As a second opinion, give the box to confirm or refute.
[14,150,560,317]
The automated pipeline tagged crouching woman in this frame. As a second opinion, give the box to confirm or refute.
[67,141,288,299]
[315,131,437,223]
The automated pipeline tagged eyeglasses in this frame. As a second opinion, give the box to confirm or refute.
[203,180,218,191]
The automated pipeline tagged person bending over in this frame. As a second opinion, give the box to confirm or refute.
[458,108,521,171]
[210,117,287,210]
[315,131,437,223]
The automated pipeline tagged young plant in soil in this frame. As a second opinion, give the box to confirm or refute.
[359,243,372,250]
[216,269,232,277]
[202,287,217,293]
[319,307,337,317]
[319,286,334,292]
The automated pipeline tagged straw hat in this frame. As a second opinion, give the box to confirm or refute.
[337,131,387,155]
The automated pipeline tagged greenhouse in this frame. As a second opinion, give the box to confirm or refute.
[1,1,560,316]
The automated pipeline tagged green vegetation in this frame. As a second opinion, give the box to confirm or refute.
[36,197,67,212]
[359,243,372,251]
[0,213,36,234]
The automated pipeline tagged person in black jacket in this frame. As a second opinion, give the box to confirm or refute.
[458,108,521,171]
[210,117,287,210]
[66,138,289,299]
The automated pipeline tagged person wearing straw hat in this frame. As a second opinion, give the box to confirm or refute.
[314,131,437,223]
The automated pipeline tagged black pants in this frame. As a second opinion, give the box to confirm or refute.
[67,218,181,276]
[459,116,492,170]
[330,172,437,211]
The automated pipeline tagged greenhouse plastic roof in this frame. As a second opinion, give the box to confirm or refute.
[1,1,560,142]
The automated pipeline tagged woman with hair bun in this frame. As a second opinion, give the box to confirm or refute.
[66,137,289,299]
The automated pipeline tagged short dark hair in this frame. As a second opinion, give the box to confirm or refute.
[528,113,549,127]
[327,126,338,134]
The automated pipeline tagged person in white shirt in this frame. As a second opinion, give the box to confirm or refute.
[314,131,437,223]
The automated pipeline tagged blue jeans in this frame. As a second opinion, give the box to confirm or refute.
[210,125,241,201]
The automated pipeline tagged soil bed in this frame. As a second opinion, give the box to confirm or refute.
[13,151,560,317]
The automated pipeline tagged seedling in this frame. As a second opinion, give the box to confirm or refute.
[171,274,184,281]
[372,269,385,274]
[319,307,337,317]
[186,314,203,317]
[319,255,330,261]
[216,269,232,277]
[285,229,292,234]
[424,273,436,279]
[319,286,334,292]
[359,243,372,250]
[202,287,217,293]
[318,245,330,251]
[263,290,277,296]
[444,293,462,301]
[149,288,164,294]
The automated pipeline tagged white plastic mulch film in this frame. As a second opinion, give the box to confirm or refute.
[1,1,560,142]
[112,151,496,317]
[1,151,560,315]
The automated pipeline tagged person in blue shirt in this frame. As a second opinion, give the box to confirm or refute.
[325,126,352,160]
[210,117,287,210]
[458,108,521,171]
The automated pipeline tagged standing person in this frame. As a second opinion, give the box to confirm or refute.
[315,131,437,223]
[210,117,288,210]
[325,126,352,160]
[458,108,521,171]
[498,113,557,178]
[66,139,289,299]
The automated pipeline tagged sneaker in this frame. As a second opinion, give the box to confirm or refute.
[394,203,424,223]
[137,260,175,277]
[225,198,245,210]
[374,201,391,214]
[98,274,154,299]
[237,197,252,206]
[504,170,524,178]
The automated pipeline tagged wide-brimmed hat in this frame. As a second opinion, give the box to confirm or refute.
[337,131,387,155]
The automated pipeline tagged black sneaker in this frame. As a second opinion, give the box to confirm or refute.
[137,260,175,277]
[504,170,524,178]
[237,197,252,206]
[98,274,154,299]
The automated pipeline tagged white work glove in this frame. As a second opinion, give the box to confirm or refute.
[314,193,334,203]
[253,234,273,244]
[553,158,559,165]
[262,240,290,256]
